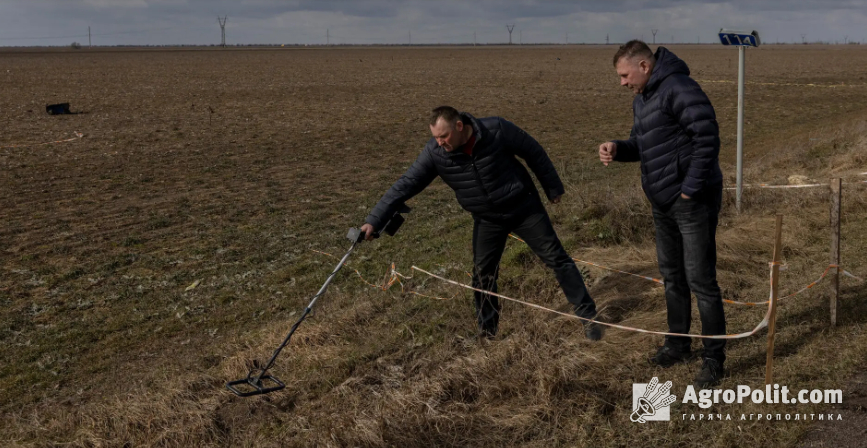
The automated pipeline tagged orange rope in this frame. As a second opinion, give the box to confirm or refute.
[411,265,770,340]
[312,244,860,307]
[307,248,863,338]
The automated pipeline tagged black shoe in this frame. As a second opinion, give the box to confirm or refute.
[478,325,498,340]
[583,320,603,341]
[649,345,692,368]
[695,358,725,388]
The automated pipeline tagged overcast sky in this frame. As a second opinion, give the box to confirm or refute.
[1,0,865,46]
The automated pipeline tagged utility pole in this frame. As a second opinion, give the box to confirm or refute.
[506,24,515,44]
[409,31,411,45]
[801,33,807,44]
[327,29,330,45]
[844,35,848,44]
[651,29,658,44]
[520,30,522,45]
[718,29,760,211]
[88,26,91,48]
[217,16,227,47]
[474,31,476,46]
[566,32,568,44]
[606,34,609,45]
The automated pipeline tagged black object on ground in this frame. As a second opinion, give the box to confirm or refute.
[46,103,72,115]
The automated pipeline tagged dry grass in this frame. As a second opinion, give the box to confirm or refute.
[1,45,867,447]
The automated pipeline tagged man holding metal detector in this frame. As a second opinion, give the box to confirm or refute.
[225,107,598,397]
[361,106,602,341]
[598,41,726,387]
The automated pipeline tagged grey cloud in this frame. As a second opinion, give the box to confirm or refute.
[0,0,864,45]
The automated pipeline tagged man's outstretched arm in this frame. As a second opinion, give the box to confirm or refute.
[363,147,438,239]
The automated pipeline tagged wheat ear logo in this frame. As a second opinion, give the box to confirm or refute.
[631,377,677,423]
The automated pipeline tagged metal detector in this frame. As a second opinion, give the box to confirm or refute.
[226,205,410,397]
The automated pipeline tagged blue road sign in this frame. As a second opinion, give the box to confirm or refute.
[718,29,761,47]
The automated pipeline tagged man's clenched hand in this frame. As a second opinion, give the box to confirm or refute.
[360,223,376,241]
[599,142,617,166]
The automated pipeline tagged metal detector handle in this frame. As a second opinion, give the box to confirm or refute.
[347,227,378,242]
[351,205,411,242]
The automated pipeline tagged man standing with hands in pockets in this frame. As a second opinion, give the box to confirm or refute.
[599,40,726,388]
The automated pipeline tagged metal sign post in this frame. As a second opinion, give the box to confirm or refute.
[719,29,760,212]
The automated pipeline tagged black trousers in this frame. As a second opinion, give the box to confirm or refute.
[651,186,726,362]
[472,201,597,332]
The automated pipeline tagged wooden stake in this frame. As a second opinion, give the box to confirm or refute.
[830,178,842,327]
[765,215,783,386]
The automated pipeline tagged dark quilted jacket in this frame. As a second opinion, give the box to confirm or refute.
[365,112,564,231]
[613,47,723,207]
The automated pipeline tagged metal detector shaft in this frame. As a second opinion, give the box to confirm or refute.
[250,239,360,385]
[308,241,358,309]
[228,211,409,397]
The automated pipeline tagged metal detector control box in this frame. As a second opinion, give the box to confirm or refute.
[381,206,410,236]
[719,29,761,47]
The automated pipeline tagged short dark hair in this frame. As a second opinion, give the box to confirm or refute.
[613,40,654,67]
[430,106,461,126]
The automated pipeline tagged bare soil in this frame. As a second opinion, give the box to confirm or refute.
[2,44,867,447]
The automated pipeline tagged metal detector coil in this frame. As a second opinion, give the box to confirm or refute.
[226,206,411,397]
[226,374,285,397]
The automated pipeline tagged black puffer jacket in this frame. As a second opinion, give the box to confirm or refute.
[613,47,722,207]
[365,112,564,231]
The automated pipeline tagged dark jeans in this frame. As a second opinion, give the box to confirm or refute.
[652,186,726,362]
[472,200,597,332]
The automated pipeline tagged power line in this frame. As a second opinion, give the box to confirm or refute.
[0,33,89,41]
[0,26,172,41]
[89,27,172,37]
